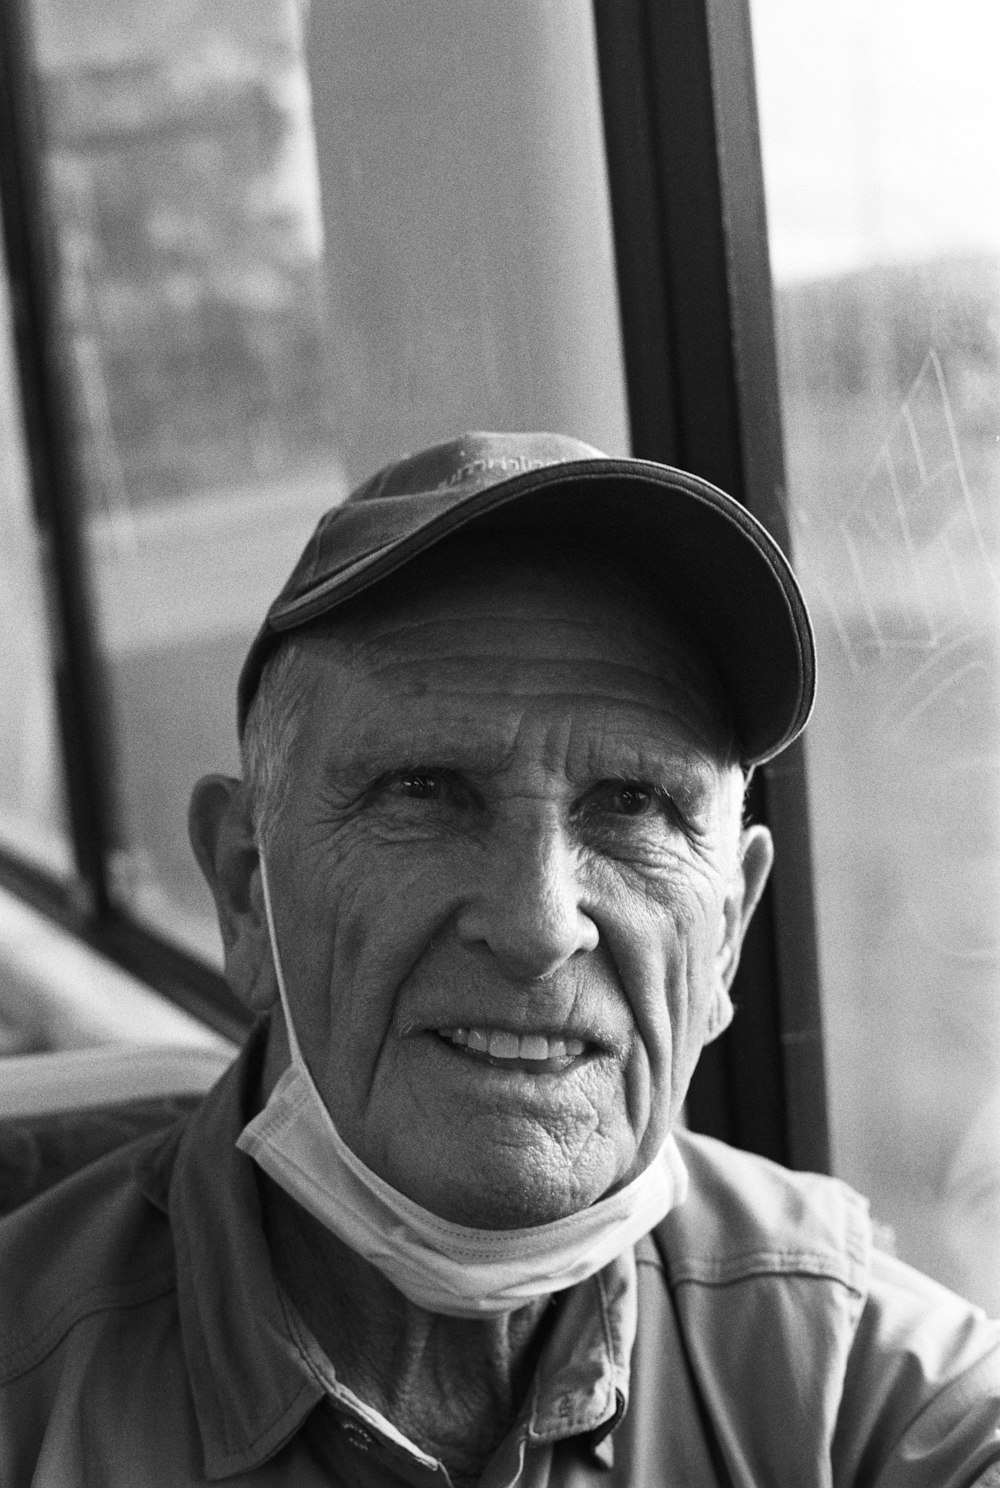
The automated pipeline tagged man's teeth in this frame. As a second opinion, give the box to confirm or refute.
[439,1028,586,1062]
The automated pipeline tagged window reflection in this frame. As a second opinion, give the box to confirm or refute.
[752,0,1000,1307]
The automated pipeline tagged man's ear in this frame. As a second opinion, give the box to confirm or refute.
[728,823,774,981]
[188,774,277,1013]
[707,823,774,1042]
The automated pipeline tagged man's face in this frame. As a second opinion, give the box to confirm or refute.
[251,548,765,1229]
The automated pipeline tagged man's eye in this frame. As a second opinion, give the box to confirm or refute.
[616,791,654,815]
[587,782,668,818]
[609,784,656,816]
[396,773,442,800]
[378,769,478,814]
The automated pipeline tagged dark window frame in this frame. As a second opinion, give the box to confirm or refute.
[0,0,830,1162]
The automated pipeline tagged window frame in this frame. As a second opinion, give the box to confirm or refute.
[0,0,830,1160]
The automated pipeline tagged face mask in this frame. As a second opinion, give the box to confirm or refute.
[237,852,688,1318]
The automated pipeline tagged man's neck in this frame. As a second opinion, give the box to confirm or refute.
[261,1175,553,1482]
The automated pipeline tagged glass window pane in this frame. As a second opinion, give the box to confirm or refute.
[751,0,1000,1307]
[305,0,629,478]
[29,0,340,960]
[0,211,71,877]
[25,0,629,963]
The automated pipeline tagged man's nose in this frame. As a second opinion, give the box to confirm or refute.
[456,811,599,980]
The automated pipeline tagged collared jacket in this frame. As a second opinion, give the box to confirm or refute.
[1,1037,999,1486]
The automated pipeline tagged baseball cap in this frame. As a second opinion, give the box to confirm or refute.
[237,431,816,767]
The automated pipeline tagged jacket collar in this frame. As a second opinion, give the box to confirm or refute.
[157,1029,326,1479]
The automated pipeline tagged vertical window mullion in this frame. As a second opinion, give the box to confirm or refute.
[702,0,829,1175]
[0,0,115,920]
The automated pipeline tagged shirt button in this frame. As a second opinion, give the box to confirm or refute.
[340,1418,375,1452]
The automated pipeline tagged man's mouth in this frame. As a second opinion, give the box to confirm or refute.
[436,1026,587,1071]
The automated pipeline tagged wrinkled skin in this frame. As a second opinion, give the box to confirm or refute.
[191,545,773,1230]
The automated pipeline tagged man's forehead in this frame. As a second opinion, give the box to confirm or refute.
[294,537,739,768]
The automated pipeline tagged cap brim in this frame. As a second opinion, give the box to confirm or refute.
[238,458,815,767]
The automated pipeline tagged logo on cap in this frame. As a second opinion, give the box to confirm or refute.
[443,455,550,488]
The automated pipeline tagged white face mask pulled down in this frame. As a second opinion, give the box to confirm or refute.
[237,853,689,1318]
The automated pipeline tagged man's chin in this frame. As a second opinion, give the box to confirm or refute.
[394,1154,624,1230]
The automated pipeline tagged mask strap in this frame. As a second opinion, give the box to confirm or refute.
[258,849,309,1073]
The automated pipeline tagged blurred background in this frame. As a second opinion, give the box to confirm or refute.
[753,0,1000,1307]
[0,0,999,1309]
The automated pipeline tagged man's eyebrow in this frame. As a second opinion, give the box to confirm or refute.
[577,737,729,808]
[322,733,506,780]
[581,728,724,779]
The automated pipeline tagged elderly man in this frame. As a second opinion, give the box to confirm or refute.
[1,431,999,1485]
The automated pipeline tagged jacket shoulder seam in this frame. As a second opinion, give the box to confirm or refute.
[0,1267,175,1387]
[654,1132,872,1295]
[666,1251,867,1291]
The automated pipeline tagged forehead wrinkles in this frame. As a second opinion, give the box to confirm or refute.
[327,628,727,755]
[298,655,736,806]
[295,550,738,763]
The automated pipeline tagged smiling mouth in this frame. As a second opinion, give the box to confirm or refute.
[436,1026,588,1071]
